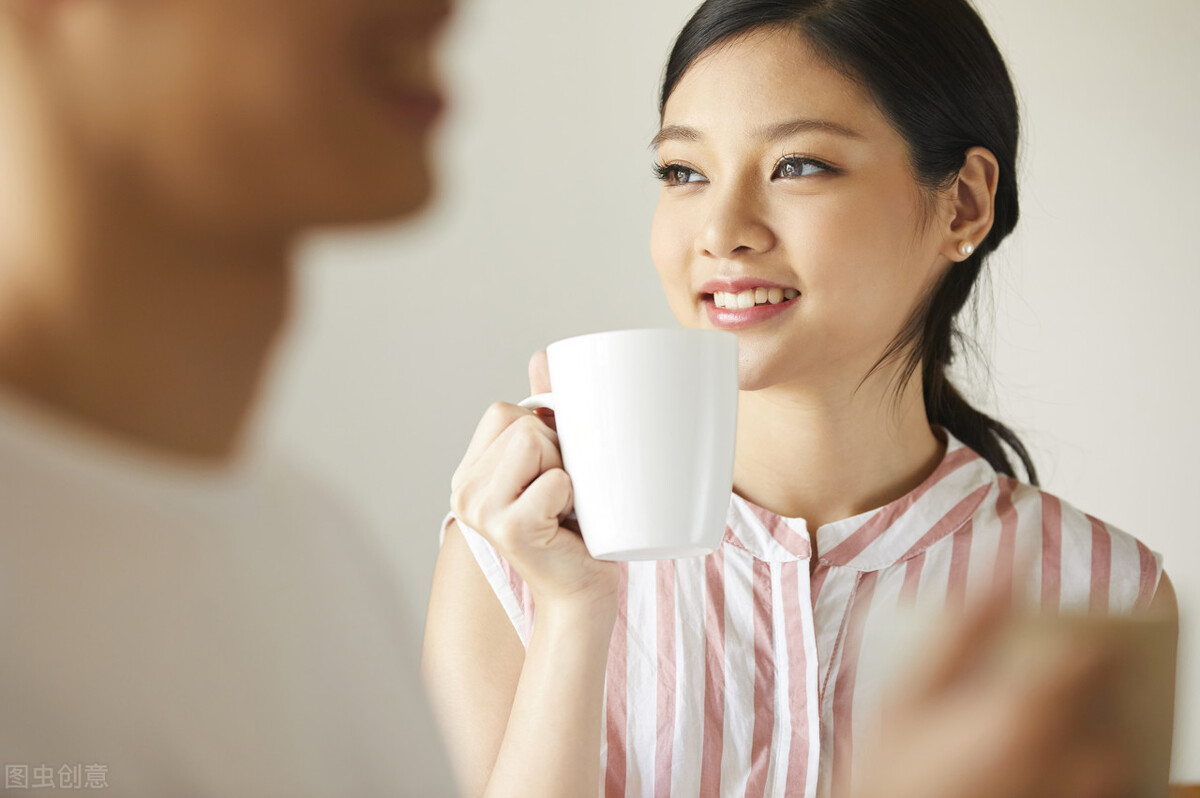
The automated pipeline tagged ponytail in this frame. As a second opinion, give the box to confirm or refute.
[918,258,1038,485]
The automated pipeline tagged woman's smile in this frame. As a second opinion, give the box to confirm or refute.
[699,276,801,329]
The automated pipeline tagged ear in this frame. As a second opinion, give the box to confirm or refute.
[940,146,999,263]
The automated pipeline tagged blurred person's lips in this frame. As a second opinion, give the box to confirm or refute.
[392,89,445,126]
[409,4,453,32]
[385,51,445,127]
[361,8,450,129]
[390,3,453,38]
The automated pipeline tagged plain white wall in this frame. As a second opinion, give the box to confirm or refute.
[259,0,1200,779]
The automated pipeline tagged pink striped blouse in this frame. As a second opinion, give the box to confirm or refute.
[452,432,1163,798]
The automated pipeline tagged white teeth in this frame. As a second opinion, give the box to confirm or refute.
[710,287,799,308]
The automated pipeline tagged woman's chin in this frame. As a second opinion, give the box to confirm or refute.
[735,360,784,393]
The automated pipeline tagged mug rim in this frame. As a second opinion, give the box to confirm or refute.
[546,327,735,355]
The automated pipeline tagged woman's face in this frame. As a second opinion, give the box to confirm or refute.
[650,27,951,393]
[55,0,449,231]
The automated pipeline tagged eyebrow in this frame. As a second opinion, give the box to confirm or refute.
[649,117,864,149]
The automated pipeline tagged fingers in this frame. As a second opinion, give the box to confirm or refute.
[487,469,577,559]
[453,402,531,490]
[481,416,563,507]
[518,466,575,526]
[528,350,551,395]
[526,351,558,429]
[452,413,564,536]
[455,350,558,479]
[447,359,619,612]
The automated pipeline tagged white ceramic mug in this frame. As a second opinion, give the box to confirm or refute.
[519,329,738,561]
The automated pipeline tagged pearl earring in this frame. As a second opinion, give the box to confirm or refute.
[958,241,975,258]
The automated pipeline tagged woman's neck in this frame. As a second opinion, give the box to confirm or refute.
[0,218,292,464]
[733,369,944,536]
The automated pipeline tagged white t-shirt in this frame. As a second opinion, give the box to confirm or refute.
[0,393,455,796]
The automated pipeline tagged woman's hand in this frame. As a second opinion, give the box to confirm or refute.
[450,350,619,615]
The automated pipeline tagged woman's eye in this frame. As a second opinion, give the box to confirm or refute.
[653,162,707,186]
[772,156,832,180]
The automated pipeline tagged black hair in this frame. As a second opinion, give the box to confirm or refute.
[661,0,1038,484]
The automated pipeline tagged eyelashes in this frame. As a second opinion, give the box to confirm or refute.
[651,162,703,185]
[652,155,840,186]
[772,155,837,179]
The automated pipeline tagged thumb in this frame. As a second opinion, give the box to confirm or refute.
[528,350,551,395]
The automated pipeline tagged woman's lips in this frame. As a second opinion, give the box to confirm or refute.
[703,293,799,329]
[698,277,801,329]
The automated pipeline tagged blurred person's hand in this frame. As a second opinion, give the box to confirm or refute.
[853,595,1134,798]
[449,350,620,615]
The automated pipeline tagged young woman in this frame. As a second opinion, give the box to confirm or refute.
[424,1,1178,797]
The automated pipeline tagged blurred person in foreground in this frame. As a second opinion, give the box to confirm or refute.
[0,2,1177,798]
[0,0,456,794]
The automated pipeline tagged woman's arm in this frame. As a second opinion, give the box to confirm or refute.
[423,520,525,797]
[424,350,619,798]
[424,520,616,798]
[483,587,615,798]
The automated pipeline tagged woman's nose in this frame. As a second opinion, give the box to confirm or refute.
[696,186,775,259]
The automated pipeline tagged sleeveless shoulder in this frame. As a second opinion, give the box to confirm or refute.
[993,477,1162,613]
[443,513,536,647]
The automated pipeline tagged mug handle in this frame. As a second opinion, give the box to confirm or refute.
[518,392,555,411]
[516,392,576,523]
